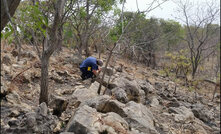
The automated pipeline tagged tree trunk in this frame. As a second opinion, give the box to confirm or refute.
[78,43,83,55]
[55,28,63,54]
[1,0,21,31]
[85,42,90,57]
[192,65,197,79]
[84,0,90,57]
[38,0,66,105]
[39,54,49,105]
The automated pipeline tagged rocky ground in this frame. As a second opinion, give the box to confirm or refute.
[1,44,220,134]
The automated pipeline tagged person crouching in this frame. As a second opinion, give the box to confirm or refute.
[80,56,103,80]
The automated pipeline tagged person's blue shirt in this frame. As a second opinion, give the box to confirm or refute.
[80,57,98,71]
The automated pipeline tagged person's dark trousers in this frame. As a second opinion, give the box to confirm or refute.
[80,67,94,80]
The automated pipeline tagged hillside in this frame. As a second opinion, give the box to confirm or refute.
[1,44,220,134]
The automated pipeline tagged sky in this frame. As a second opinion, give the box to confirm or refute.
[123,0,220,25]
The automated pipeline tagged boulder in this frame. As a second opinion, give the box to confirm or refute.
[150,96,159,108]
[154,82,166,92]
[100,67,114,76]
[112,87,129,103]
[72,82,100,103]
[65,105,130,134]
[111,77,145,103]
[101,112,129,134]
[191,103,214,124]
[137,80,155,94]
[95,75,113,90]
[49,95,68,117]
[82,95,158,134]
[36,102,48,116]
[3,102,58,134]
[124,101,158,134]
[169,106,195,123]
[166,98,180,108]
[25,112,37,128]
[65,105,100,133]
[82,95,127,117]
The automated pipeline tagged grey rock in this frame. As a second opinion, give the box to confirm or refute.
[101,67,114,76]
[137,80,155,94]
[2,55,11,65]
[191,104,214,124]
[65,105,131,134]
[83,95,127,117]
[37,102,48,116]
[124,101,158,134]
[155,82,164,91]
[25,112,37,128]
[111,77,144,103]
[49,95,68,117]
[72,82,98,103]
[166,101,180,107]
[169,106,194,123]
[179,101,192,108]
[112,87,129,103]
[102,112,129,133]
[150,97,159,108]
[65,105,99,133]
[83,96,158,133]
[103,88,112,96]
[3,102,58,134]
[8,118,20,127]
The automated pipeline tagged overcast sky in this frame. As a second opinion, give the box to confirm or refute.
[123,0,220,25]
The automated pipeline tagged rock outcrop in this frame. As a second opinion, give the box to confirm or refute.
[1,44,220,134]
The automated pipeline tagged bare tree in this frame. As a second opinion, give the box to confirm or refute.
[97,0,169,94]
[39,0,66,105]
[175,0,220,78]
